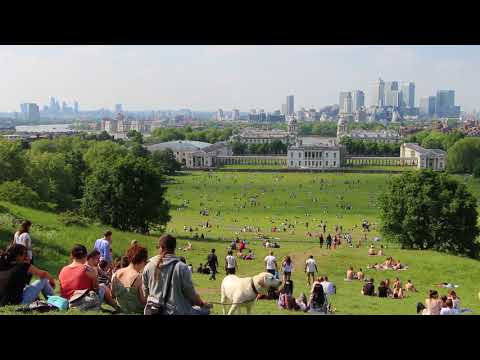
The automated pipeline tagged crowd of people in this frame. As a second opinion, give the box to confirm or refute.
[361,277,417,299]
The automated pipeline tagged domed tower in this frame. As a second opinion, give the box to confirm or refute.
[288,117,298,144]
[337,115,348,138]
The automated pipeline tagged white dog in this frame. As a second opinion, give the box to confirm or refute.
[220,272,282,315]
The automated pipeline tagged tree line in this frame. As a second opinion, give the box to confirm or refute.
[231,140,287,155]
[146,126,233,145]
[340,137,400,156]
[0,132,180,233]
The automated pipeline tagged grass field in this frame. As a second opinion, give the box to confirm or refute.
[1,171,480,315]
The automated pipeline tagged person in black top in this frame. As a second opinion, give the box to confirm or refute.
[326,234,333,249]
[378,280,388,298]
[0,244,56,306]
[207,249,218,280]
[362,278,376,296]
[319,233,324,248]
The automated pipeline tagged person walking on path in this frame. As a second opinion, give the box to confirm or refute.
[207,249,219,280]
[94,230,113,265]
[264,251,278,276]
[225,250,237,275]
[305,255,318,286]
[319,233,324,248]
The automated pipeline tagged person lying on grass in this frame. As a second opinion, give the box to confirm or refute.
[404,280,417,293]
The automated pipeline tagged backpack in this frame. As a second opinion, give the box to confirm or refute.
[144,260,179,315]
[69,289,101,312]
[47,295,69,311]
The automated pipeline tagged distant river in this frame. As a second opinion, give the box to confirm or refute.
[15,124,76,133]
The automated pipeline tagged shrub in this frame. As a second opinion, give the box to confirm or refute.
[0,181,42,208]
[59,210,89,227]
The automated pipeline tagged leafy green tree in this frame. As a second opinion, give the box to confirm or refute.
[379,170,479,257]
[421,132,447,150]
[447,137,480,173]
[473,159,480,179]
[83,141,128,171]
[81,155,170,232]
[0,181,42,208]
[126,130,144,144]
[151,149,182,175]
[232,141,247,155]
[0,140,27,183]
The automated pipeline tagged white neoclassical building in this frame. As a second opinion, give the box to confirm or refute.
[400,143,447,170]
[287,139,343,169]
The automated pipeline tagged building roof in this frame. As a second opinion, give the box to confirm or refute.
[237,128,290,138]
[348,129,400,139]
[403,143,446,156]
[201,141,229,153]
[289,144,340,151]
[146,140,212,152]
[299,136,337,146]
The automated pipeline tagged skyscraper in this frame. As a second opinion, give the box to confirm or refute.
[217,109,224,121]
[401,82,415,109]
[281,104,287,115]
[50,97,56,113]
[352,90,365,112]
[62,101,67,113]
[435,90,458,117]
[286,95,294,116]
[232,109,240,121]
[369,78,385,107]
[384,81,400,108]
[115,104,123,113]
[74,101,79,114]
[420,96,436,117]
[20,103,40,122]
[339,92,353,114]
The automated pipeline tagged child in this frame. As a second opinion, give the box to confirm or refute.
[97,260,111,286]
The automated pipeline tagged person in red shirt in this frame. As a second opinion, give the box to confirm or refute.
[59,244,117,310]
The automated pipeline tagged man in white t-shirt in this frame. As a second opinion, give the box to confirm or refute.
[321,276,336,296]
[264,251,277,276]
[225,250,238,275]
[304,255,318,285]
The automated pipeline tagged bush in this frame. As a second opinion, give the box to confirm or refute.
[473,159,480,179]
[59,210,89,227]
[0,181,42,208]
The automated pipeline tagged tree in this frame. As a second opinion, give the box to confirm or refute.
[378,170,479,258]
[81,155,170,232]
[127,130,144,144]
[421,132,446,150]
[447,137,480,173]
[473,159,480,179]
[151,149,182,175]
[0,181,42,208]
[231,141,247,155]
[0,140,27,183]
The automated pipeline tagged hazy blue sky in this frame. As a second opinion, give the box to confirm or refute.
[0,45,478,112]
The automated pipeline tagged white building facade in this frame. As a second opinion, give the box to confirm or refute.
[400,143,446,170]
[287,141,342,169]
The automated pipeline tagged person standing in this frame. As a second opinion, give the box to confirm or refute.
[305,255,318,286]
[326,233,332,249]
[94,230,113,265]
[225,250,237,275]
[319,233,324,248]
[207,249,218,280]
[13,220,33,283]
[264,251,277,276]
[281,256,293,283]
[323,223,327,233]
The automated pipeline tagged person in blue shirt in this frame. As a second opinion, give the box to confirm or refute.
[94,230,113,265]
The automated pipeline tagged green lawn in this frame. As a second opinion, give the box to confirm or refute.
[1,171,480,315]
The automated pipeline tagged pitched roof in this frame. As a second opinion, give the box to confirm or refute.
[146,140,212,152]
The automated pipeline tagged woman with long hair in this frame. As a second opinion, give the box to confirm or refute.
[0,244,55,306]
[281,256,293,282]
[13,220,33,282]
[308,281,328,314]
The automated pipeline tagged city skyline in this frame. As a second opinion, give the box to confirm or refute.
[0,45,479,112]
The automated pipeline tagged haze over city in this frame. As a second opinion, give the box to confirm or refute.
[0,45,479,112]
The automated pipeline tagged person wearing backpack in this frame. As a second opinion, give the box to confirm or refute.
[0,244,55,307]
[142,234,212,315]
[308,282,328,314]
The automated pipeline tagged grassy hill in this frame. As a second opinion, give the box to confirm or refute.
[1,171,480,315]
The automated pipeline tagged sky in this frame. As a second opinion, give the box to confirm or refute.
[0,45,479,113]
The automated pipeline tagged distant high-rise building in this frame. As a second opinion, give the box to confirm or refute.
[420,96,436,117]
[286,95,294,116]
[62,101,67,113]
[384,81,400,108]
[435,90,459,117]
[115,104,123,113]
[50,97,56,112]
[20,103,40,122]
[281,103,287,115]
[74,101,79,113]
[369,78,385,107]
[352,90,365,112]
[217,109,224,121]
[401,82,415,109]
[339,92,353,114]
[232,109,240,121]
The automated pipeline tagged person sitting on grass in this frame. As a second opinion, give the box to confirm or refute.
[440,298,458,315]
[448,290,461,310]
[384,279,393,297]
[378,280,389,298]
[423,290,442,315]
[183,242,193,251]
[346,266,355,280]
[378,245,385,256]
[321,276,336,296]
[202,264,211,274]
[368,245,377,256]
[404,280,417,293]
[308,282,328,314]
[278,280,295,310]
[295,293,308,312]
[392,278,404,299]
[111,243,148,314]
[362,278,376,296]
[356,268,365,281]
[243,250,255,260]
[59,244,118,311]
[0,244,55,307]
[197,263,204,273]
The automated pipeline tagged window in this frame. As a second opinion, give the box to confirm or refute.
[298,161,301,166]
[325,152,329,157]
[290,152,293,158]
[333,161,336,166]
[299,152,302,158]
[290,161,293,166]
[326,161,329,166]
[334,152,337,158]
[304,161,307,166]
[319,161,322,166]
